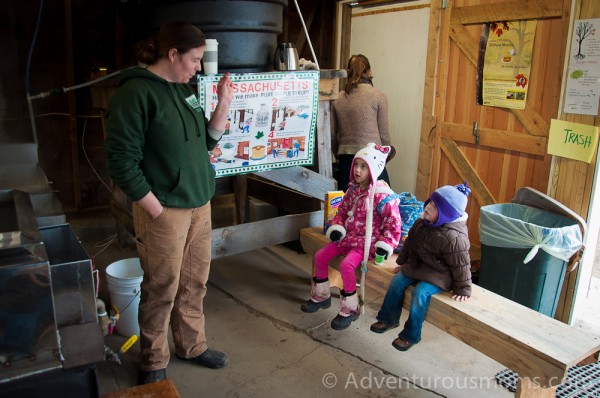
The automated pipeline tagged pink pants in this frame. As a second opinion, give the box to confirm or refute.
[314,242,363,293]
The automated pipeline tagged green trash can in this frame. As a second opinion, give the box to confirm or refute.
[478,188,585,317]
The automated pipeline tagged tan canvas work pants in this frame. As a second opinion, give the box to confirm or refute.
[133,202,212,371]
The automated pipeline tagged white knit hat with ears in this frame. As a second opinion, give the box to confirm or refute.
[351,143,392,313]
[351,143,392,186]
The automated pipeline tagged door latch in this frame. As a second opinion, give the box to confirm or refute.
[472,122,480,145]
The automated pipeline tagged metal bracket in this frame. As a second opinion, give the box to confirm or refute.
[472,122,480,145]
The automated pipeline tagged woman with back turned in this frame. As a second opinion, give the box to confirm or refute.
[332,54,392,192]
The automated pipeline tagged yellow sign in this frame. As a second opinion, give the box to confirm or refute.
[548,119,599,163]
[481,21,537,110]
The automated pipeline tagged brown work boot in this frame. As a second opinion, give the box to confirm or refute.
[392,337,414,351]
[177,348,228,369]
[370,321,399,334]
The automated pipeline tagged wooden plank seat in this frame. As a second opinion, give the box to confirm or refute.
[299,226,600,398]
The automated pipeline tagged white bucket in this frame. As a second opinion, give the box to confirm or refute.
[106,258,143,337]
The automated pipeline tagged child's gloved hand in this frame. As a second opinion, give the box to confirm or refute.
[330,231,342,242]
[375,247,389,260]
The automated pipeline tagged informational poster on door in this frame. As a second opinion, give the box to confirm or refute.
[564,18,600,116]
[198,71,319,177]
[477,21,537,109]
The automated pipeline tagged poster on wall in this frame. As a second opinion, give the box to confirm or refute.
[564,18,600,116]
[198,71,319,178]
[476,21,537,109]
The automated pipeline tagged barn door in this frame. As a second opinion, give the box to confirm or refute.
[417,0,573,317]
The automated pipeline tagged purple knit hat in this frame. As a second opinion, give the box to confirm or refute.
[425,181,471,227]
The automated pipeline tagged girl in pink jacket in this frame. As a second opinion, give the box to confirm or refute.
[301,143,402,330]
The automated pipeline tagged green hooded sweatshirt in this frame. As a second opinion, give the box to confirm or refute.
[104,67,219,208]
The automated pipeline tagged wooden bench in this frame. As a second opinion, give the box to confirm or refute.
[300,226,600,398]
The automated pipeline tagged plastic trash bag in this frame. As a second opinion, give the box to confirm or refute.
[479,203,583,263]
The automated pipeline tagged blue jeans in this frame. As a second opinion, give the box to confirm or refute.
[376,272,442,344]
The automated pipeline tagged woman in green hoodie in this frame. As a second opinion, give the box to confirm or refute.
[104,21,234,385]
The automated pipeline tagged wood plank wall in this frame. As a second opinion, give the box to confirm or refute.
[418,0,600,322]
[553,0,600,322]
[425,0,569,249]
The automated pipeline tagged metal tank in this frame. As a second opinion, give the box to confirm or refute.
[121,0,288,73]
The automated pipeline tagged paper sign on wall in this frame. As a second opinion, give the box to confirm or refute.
[548,119,599,163]
[198,71,319,177]
[477,21,537,110]
[564,18,600,116]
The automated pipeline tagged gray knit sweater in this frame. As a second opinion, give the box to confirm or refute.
[331,83,391,156]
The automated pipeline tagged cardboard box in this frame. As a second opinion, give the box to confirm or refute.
[323,190,344,233]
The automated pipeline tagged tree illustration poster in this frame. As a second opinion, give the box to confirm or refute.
[197,71,319,177]
[564,18,600,116]
[478,21,537,110]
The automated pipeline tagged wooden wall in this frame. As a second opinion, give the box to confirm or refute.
[416,0,600,321]
[552,0,600,322]
[418,0,571,249]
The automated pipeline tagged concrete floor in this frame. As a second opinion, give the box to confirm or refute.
[70,210,514,398]
[68,209,598,398]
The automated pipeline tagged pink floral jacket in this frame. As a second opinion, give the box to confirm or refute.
[326,180,402,258]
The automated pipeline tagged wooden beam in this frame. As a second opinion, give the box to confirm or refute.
[451,0,563,25]
[443,122,547,156]
[354,0,410,7]
[515,377,557,398]
[233,175,249,224]
[253,167,336,201]
[247,177,321,214]
[339,2,352,72]
[317,101,334,179]
[449,22,479,66]
[440,138,496,206]
[418,2,450,199]
[211,210,322,259]
[101,379,181,398]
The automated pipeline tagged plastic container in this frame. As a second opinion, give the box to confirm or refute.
[106,258,143,337]
[203,39,218,74]
[478,188,585,317]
